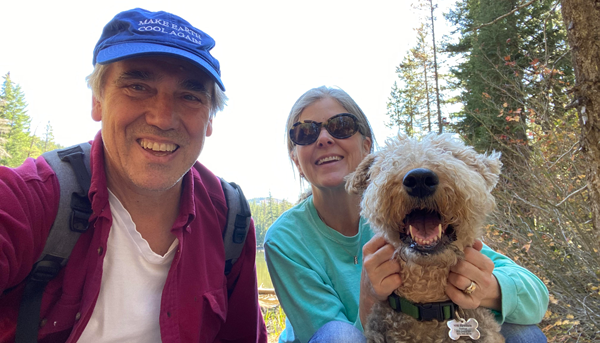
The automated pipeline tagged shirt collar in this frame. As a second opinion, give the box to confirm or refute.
[88,130,196,232]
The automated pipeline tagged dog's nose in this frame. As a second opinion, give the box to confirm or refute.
[403,168,439,198]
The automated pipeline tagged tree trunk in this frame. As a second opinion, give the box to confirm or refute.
[423,59,432,132]
[429,0,443,133]
[561,0,600,240]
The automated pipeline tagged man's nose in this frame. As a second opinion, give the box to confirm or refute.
[146,93,177,130]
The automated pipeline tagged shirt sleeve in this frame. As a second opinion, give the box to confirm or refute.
[482,244,549,325]
[0,158,58,293]
[216,219,268,343]
[264,237,353,343]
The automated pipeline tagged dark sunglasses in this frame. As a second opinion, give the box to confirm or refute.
[290,113,361,146]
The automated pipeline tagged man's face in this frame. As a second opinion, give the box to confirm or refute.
[92,56,214,195]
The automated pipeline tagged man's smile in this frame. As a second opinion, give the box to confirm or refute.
[138,138,179,153]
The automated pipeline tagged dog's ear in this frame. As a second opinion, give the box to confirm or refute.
[479,151,502,190]
[346,154,376,194]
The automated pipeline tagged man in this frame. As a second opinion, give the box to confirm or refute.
[0,8,267,342]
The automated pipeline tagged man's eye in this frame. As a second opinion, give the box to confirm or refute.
[129,84,146,91]
[183,94,202,102]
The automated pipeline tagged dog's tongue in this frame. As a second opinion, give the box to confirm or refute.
[406,209,443,243]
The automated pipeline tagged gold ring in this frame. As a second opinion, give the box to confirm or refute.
[463,281,477,295]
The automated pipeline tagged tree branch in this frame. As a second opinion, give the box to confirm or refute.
[555,185,587,207]
[471,0,540,31]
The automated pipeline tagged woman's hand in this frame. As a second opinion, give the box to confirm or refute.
[446,240,502,311]
[359,235,402,324]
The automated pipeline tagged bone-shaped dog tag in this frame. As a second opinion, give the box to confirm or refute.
[447,318,481,340]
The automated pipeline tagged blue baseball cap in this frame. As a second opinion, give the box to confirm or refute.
[93,8,225,91]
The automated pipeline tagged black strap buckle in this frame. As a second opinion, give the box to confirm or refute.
[419,301,456,321]
[29,259,62,283]
[389,293,457,321]
[70,193,92,233]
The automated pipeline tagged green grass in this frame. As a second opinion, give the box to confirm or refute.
[263,306,286,342]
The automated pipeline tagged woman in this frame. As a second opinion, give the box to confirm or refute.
[264,86,548,343]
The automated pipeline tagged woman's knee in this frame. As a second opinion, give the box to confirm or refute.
[309,321,366,343]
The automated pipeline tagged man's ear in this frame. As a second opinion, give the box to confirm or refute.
[345,154,376,194]
[206,117,213,137]
[92,96,102,122]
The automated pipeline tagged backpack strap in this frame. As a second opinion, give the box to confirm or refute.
[220,178,252,276]
[16,143,92,343]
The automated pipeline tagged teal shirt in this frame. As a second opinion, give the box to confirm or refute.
[264,196,548,343]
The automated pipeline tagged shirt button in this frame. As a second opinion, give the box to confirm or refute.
[98,246,103,255]
[167,312,171,318]
[40,319,47,327]
[75,312,81,320]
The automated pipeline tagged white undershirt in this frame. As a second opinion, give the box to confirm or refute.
[77,190,178,343]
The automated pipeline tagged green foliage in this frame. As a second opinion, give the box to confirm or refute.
[0,115,10,160]
[263,305,286,341]
[445,0,572,164]
[387,21,444,136]
[0,72,64,167]
[39,121,62,153]
[250,193,293,248]
[0,73,32,166]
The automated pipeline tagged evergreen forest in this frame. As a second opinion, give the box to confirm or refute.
[250,194,293,248]
[0,73,63,167]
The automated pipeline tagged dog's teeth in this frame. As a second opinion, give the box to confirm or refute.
[438,224,442,239]
[409,225,414,239]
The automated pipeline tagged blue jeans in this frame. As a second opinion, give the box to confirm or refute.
[309,321,366,343]
[501,322,547,343]
[308,321,546,343]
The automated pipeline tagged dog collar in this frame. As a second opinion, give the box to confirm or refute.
[388,293,457,321]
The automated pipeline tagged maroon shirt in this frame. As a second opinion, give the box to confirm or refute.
[0,132,267,342]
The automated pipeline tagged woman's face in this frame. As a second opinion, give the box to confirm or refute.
[292,97,372,191]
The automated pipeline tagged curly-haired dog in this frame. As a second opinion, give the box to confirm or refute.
[346,134,504,343]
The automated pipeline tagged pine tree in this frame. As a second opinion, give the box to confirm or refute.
[427,0,444,133]
[386,23,440,136]
[445,0,571,171]
[386,59,423,136]
[447,0,524,154]
[38,121,62,153]
[0,116,10,160]
[0,73,32,167]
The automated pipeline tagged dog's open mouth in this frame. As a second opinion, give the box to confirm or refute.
[400,209,455,252]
